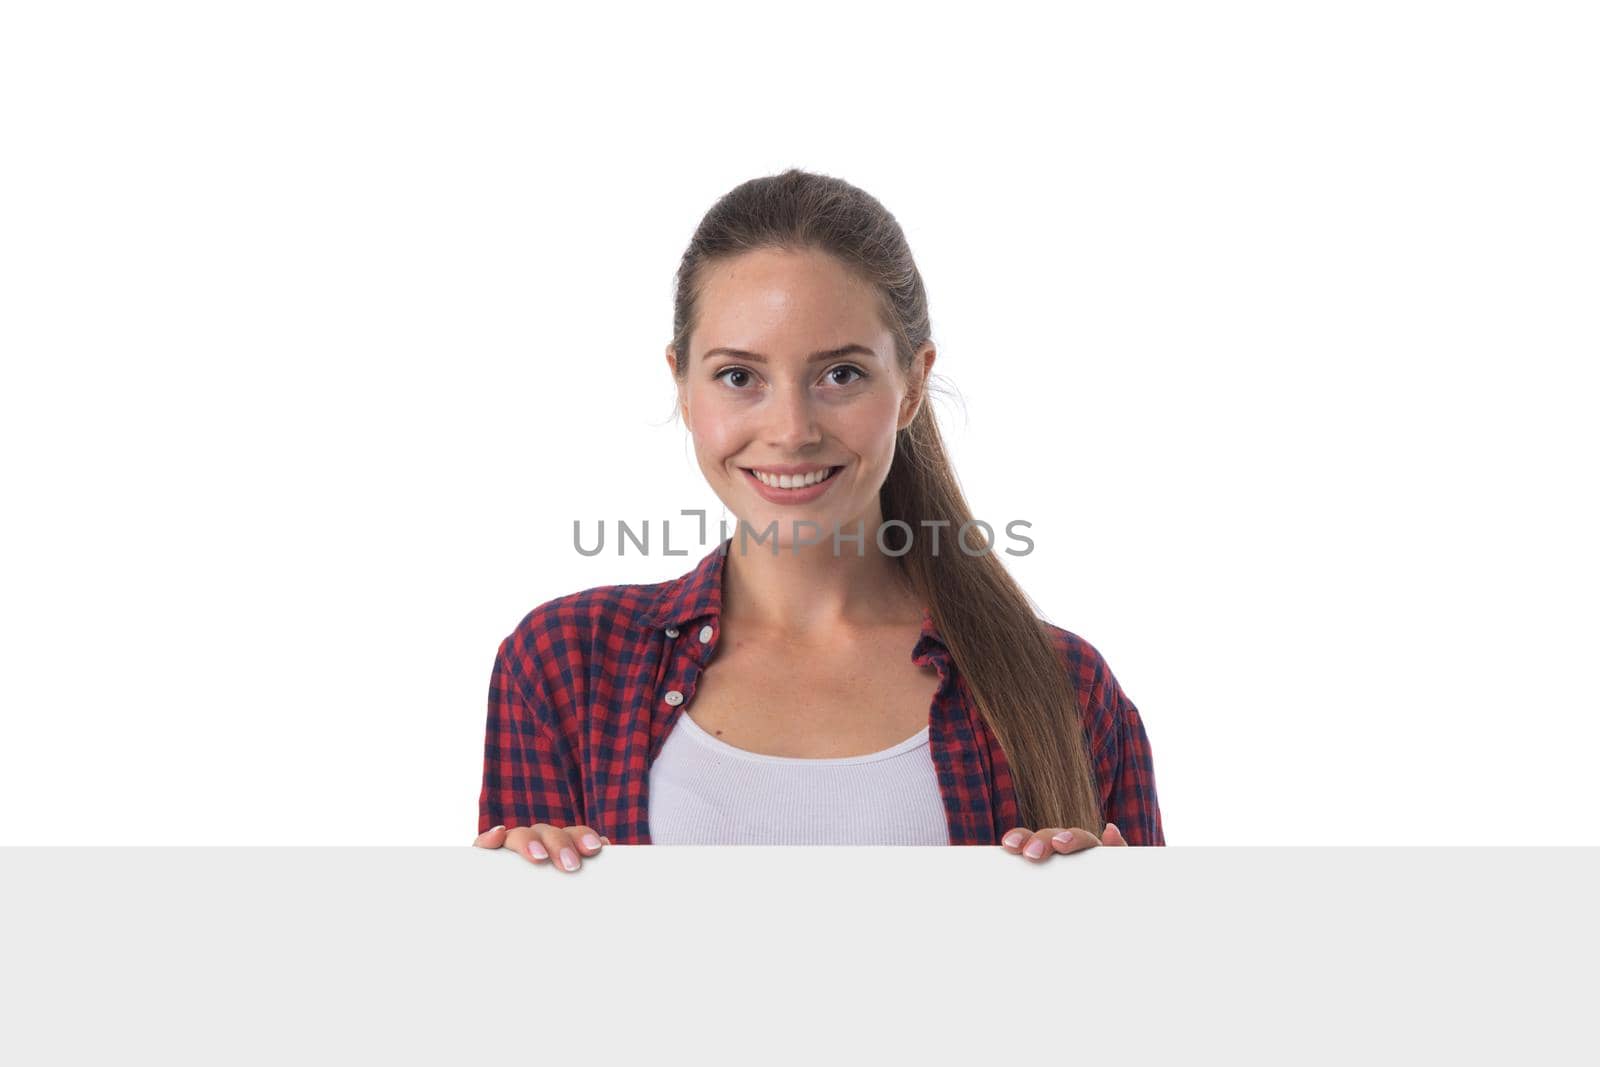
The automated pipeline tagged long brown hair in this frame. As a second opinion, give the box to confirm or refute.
[667,167,1102,833]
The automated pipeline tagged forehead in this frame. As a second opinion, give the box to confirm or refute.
[692,248,887,356]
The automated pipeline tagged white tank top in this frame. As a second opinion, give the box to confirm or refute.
[647,711,951,845]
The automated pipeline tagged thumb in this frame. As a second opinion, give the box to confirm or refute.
[1103,821,1129,846]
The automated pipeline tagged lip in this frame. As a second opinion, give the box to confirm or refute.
[742,462,840,475]
[739,464,844,505]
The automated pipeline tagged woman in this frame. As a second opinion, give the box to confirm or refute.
[474,168,1164,871]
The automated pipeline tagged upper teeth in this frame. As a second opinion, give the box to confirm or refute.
[753,468,834,489]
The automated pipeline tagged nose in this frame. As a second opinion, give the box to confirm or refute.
[766,383,823,451]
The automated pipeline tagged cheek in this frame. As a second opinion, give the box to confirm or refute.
[685,399,746,466]
[841,397,903,455]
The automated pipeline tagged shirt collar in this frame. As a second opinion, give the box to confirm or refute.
[636,537,953,662]
[634,538,730,630]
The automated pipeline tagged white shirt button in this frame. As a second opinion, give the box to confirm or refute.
[664,627,679,638]
[698,625,714,644]
[664,690,684,706]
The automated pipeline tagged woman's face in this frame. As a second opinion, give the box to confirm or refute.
[668,247,932,549]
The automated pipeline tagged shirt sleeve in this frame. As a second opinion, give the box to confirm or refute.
[1090,664,1166,846]
[477,634,583,835]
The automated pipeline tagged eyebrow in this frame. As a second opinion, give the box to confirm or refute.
[701,343,878,364]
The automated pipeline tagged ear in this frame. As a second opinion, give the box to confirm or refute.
[665,345,691,432]
[897,344,936,431]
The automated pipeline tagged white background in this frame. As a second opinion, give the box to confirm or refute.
[1,1,1595,845]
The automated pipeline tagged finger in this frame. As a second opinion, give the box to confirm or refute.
[504,825,552,864]
[1021,829,1064,862]
[569,825,606,855]
[546,828,584,873]
[1000,828,1033,853]
[1102,822,1129,846]
[1050,827,1102,854]
[473,825,508,848]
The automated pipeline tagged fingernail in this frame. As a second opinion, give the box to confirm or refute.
[1003,831,1024,848]
[581,833,600,850]
[528,841,548,860]
[490,825,505,833]
[1053,831,1074,847]
[560,848,579,871]
[1024,839,1045,858]
[1106,822,1120,837]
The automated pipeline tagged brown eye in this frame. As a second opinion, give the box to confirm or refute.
[828,365,865,386]
[716,367,753,388]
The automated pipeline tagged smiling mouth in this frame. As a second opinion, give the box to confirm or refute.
[740,466,844,490]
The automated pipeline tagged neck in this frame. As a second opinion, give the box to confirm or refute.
[721,516,921,638]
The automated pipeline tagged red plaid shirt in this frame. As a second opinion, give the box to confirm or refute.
[479,539,1165,845]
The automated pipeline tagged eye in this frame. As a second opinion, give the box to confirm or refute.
[714,367,755,389]
[827,365,866,386]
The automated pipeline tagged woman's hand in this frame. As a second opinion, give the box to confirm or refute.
[1001,822,1127,861]
[473,823,610,873]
